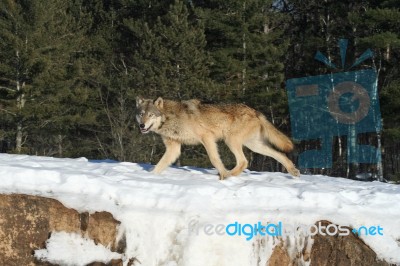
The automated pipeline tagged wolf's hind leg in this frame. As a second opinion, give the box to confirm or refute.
[245,138,300,177]
[201,137,230,180]
[225,139,248,176]
[152,138,181,174]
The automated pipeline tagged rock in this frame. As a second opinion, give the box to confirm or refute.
[269,243,292,266]
[310,221,389,266]
[86,259,123,266]
[0,194,392,266]
[267,220,390,266]
[0,194,124,266]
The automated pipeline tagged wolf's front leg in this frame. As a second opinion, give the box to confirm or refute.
[152,138,181,174]
[201,137,230,180]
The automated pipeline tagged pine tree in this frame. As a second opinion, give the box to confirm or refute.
[117,0,220,166]
[348,1,400,178]
[0,0,94,155]
[195,0,291,171]
[126,0,215,100]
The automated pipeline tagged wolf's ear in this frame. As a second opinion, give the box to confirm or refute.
[154,97,164,109]
[136,96,144,107]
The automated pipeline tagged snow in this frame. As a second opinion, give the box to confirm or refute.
[34,232,122,265]
[0,153,399,265]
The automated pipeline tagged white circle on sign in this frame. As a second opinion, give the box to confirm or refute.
[327,81,370,124]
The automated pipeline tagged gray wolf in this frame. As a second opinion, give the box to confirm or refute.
[136,96,300,179]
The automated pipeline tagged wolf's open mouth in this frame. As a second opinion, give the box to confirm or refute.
[140,124,153,133]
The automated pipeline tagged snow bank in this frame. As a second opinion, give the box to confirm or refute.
[34,232,122,265]
[0,153,399,265]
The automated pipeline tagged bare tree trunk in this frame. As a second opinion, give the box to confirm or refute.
[16,122,23,154]
[385,45,390,61]
[58,134,63,157]
[242,36,246,95]
[347,126,358,178]
[377,132,383,181]
[15,76,26,153]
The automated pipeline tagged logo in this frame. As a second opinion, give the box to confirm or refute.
[286,39,382,169]
[188,220,383,241]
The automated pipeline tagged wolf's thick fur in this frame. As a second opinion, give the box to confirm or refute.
[136,96,300,179]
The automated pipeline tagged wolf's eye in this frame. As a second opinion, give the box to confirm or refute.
[139,113,144,117]
[149,114,154,118]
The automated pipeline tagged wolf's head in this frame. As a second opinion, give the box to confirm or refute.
[135,96,164,134]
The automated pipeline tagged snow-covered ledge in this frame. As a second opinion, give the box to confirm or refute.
[0,154,398,265]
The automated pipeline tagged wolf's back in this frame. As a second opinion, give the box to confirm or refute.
[258,114,294,153]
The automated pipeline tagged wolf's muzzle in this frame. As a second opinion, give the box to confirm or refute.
[139,123,152,133]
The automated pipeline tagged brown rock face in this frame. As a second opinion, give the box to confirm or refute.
[0,194,124,266]
[0,195,393,266]
[269,244,291,266]
[268,220,390,266]
[310,221,389,266]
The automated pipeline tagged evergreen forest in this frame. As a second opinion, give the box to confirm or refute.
[1,0,399,180]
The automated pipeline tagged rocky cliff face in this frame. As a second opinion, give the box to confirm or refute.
[0,194,125,266]
[268,220,390,266]
[309,221,389,266]
[0,194,390,266]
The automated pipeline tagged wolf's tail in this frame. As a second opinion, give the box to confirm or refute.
[258,114,294,153]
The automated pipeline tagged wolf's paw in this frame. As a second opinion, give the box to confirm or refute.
[150,167,162,174]
[230,161,248,176]
[289,167,300,177]
[219,170,231,180]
